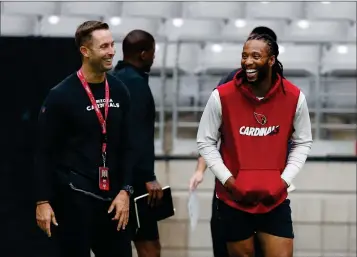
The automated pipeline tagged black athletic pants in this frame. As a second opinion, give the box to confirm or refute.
[48,184,132,257]
[211,190,263,257]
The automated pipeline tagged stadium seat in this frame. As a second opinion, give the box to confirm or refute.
[221,19,287,42]
[39,15,92,37]
[321,44,357,75]
[200,75,222,92]
[103,17,161,40]
[148,76,165,106]
[278,44,320,75]
[152,43,201,73]
[114,42,201,74]
[2,2,57,16]
[284,20,350,42]
[306,2,356,21]
[152,75,199,108]
[198,75,222,106]
[150,42,169,71]
[287,77,316,108]
[121,2,181,18]
[159,19,224,41]
[245,2,305,20]
[0,14,38,36]
[182,2,244,19]
[199,43,243,72]
[177,75,200,107]
[59,2,122,18]
[347,22,357,42]
[322,78,357,110]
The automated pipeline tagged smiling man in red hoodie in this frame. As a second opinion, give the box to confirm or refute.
[197,33,313,257]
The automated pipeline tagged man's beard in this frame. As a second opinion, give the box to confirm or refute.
[141,59,154,73]
[90,59,111,73]
[142,63,152,73]
[244,61,270,86]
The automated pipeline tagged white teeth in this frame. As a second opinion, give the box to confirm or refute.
[246,69,257,73]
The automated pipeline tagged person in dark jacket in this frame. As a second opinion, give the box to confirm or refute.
[111,29,163,257]
[189,26,280,257]
[35,21,135,257]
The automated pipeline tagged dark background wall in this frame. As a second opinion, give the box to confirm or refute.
[0,36,81,257]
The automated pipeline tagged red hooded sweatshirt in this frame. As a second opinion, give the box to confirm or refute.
[215,72,300,214]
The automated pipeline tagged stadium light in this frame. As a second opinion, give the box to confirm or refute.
[337,45,348,54]
[211,44,223,53]
[235,19,246,28]
[172,18,184,28]
[48,15,59,25]
[261,1,270,4]
[110,17,121,26]
[321,1,331,4]
[297,20,310,29]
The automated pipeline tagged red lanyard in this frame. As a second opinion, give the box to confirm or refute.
[77,69,110,166]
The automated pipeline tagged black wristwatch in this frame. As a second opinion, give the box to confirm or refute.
[122,185,134,196]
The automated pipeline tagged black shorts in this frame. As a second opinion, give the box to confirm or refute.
[217,198,294,242]
[211,192,229,257]
[211,192,264,257]
[131,184,160,242]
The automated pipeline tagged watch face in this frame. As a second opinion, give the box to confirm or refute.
[124,186,133,194]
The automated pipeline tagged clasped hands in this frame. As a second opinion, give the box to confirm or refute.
[223,176,288,206]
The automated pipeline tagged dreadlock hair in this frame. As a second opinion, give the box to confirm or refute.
[242,33,286,94]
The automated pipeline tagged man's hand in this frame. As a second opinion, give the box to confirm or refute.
[224,176,242,199]
[261,178,288,206]
[224,177,259,206]
[189,170,204,192]
[145,180,163,207]
[36,202,58,237]
[108,190,130,231]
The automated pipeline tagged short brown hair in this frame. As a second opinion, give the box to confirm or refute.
[75,20,109,50]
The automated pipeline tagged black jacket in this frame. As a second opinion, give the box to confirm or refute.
[111,61,156,188]
[34,72,136,201]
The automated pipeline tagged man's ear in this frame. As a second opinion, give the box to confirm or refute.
[140,50,147,61]
[80,46,90,58]
[269,56,276,67]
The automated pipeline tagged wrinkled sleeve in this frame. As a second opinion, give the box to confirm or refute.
[281,91,313,186]
[34,89,66,202]
[197,89,232,185]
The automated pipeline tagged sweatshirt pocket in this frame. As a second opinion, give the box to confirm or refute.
[234,169,285,201]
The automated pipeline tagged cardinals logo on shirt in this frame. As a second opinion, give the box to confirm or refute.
[254,112,267,125]
[239,112,280,137]
[239,125,280,137]
[86,98,120,111]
